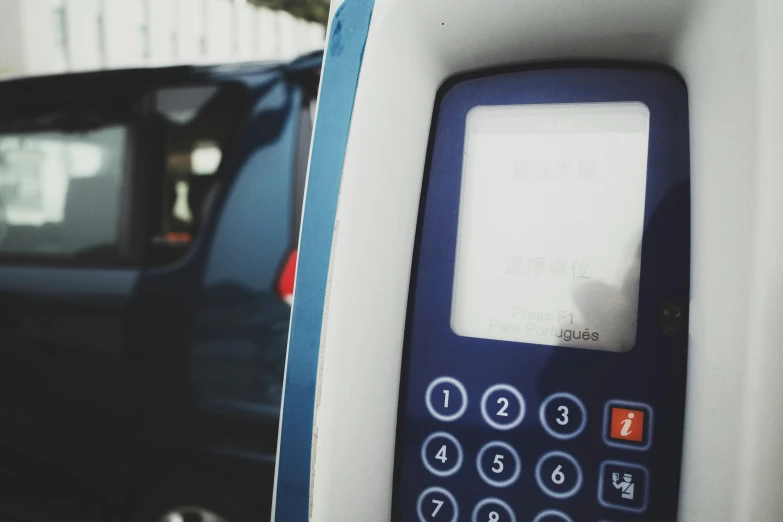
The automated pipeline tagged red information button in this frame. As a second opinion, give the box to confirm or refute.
[610,407,645,442]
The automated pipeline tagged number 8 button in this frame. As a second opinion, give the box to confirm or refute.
[480,384,525,430]
[472,498,516,522]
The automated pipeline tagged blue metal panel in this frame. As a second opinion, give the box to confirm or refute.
[273,1,375,520]
[393,67,690,522]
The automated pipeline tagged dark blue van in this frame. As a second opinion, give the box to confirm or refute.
[0,53,320,522]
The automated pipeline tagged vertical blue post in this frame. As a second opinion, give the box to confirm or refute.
[273,1,375,520]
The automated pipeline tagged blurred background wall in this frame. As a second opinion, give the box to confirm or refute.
[0,0,326,77]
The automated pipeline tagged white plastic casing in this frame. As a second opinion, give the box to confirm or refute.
[308,1,783,521]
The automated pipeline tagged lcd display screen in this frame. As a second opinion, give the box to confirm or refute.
[451,102,650,351]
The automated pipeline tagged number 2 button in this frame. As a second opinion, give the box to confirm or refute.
[481,384,525,430]
[539,392,587,440]
[426,377,468,422]
[417,487,458,522]
[476,441,522,488]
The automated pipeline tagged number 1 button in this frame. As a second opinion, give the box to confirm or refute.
[426,377,468,422]
[480,384,525,430]
[417,487,458,522]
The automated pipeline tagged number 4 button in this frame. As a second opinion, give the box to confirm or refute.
[421,431,464,477]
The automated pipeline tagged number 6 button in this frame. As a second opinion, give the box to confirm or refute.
[480,384,525,430]
[476,441,522,488]
[535,450,583,499]
[539,392,587,440]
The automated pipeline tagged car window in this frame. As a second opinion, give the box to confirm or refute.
[0,126,128,262]
[148,84,248,266]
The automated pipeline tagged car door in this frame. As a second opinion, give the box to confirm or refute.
[128,66,319,521]
[0,110,143,521]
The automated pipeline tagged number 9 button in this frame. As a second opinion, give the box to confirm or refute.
[539,392,587,440]
[480,384,525,430]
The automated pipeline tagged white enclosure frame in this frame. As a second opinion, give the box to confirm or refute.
[308,1,783,520]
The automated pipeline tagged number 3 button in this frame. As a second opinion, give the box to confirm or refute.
[539,392,587,440]
[476,441,522,488]
[535,451,583,499]
[480,384,525,430]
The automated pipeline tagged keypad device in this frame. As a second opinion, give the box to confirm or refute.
[410,378,656,521]
[392,68,689,522]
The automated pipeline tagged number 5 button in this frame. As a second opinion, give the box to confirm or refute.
[535,451,583,499]
[480,384,525,430]
[476,441,522,488]
[539,392,587,440]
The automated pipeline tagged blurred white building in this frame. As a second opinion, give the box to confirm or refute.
[0,0,325,76]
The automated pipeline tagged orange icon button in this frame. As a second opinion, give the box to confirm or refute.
[610,407,645,442]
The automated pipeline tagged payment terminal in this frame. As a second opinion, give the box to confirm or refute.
[273,1,783,521]
[393,69,689,522]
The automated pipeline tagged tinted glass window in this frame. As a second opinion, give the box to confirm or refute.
[0,126,127,261]
[149,84,247,265]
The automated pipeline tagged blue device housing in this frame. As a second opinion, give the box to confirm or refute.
[393,67,690,522]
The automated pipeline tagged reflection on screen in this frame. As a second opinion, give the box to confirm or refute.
[451,102,650,351]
